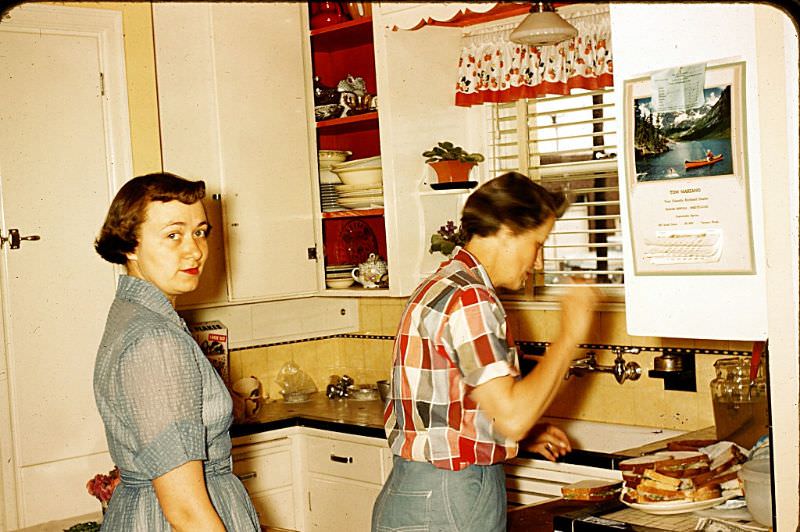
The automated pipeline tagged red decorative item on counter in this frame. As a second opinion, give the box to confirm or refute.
[310,2,346,29]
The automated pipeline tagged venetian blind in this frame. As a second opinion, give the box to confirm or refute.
[487,88,623,290]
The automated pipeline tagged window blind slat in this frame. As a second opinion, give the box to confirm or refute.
[489,87,623,290]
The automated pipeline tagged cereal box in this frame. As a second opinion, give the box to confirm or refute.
[189,320,229,386]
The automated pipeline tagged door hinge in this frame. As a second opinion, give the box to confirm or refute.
[307,246,318,261]
[100,72,105,96]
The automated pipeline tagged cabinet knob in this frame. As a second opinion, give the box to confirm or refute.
[330,454,353,464]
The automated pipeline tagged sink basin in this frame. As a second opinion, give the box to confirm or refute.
[540,416,686,454]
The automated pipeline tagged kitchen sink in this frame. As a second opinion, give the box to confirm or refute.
[540,416,685,454]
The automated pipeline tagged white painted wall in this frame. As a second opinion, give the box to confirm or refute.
[612,3,798,528]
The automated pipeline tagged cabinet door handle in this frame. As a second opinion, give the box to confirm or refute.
[330,454,353,464]
[236,471,258,481]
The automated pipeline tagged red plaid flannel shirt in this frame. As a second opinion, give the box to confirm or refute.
[384,247,520,471]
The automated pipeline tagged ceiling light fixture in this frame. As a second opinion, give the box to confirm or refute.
[509,2,578,47]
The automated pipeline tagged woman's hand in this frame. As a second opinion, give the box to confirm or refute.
[522,424,572,462]
[557,282,600,347]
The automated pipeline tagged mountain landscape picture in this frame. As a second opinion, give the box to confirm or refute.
[633,85,733,181]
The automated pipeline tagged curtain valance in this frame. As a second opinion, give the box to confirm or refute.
[454,5,613,107]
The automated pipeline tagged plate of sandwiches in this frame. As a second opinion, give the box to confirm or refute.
[618,442,747,515]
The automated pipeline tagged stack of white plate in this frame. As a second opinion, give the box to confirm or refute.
[334,183,384,210]
[325,264,356,289]
[320,183,342,212]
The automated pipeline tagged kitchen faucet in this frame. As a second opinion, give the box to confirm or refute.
[568,347,642,384]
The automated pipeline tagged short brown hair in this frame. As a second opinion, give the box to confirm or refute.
[460,171,568,240]
[94,172,207,265]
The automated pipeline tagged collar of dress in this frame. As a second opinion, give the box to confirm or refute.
[115,275,184,328]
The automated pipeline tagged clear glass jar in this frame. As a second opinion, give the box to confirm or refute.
[710,357,768,448]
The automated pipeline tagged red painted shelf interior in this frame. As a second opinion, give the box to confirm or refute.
[316,111,378,129]
[321,208,384,219]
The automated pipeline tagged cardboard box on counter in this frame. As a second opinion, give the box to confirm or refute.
[189,320,230,386]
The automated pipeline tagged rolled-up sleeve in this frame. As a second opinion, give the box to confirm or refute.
[446,286,518,387]
[117,328,206,479]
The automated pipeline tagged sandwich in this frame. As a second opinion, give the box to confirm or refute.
[653,451,711,478]
[618,453,673,488]
[620,449,742,504]
[561,479,623,502]
[635,483,695,503]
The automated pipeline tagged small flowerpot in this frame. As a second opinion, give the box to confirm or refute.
[429,161,476,183]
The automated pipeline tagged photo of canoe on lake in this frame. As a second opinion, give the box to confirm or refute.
[633,85,733,182]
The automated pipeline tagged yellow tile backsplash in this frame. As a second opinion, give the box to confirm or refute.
[230,297,749,433]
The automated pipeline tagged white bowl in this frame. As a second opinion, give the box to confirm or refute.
[326,277,355,289]
[332,166,382,186]
[331,155,381,170]
[319,150,352,163]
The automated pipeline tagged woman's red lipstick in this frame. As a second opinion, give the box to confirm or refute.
[182,267,200,275]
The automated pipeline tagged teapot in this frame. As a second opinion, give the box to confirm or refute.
[351,253,387,288]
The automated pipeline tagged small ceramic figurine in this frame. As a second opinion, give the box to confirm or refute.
[337,74,367,96]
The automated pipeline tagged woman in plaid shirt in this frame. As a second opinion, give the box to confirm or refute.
[372,172,599,531]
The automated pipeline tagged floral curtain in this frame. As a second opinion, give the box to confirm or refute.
[455,6,613,107]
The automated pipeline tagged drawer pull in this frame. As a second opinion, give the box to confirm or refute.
[236,471,258,481]
[330,454,353,464]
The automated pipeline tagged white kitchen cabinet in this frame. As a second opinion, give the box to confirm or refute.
[153,3,319,304]
[232,437,297,530]
[300,429,393,532]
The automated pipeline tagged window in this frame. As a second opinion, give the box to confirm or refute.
[487,88,623,295]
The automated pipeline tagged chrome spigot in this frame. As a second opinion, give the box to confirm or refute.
[611,346,642,384]
[568,348,642,384]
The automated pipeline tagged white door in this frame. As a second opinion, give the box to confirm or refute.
[0,5,132,527]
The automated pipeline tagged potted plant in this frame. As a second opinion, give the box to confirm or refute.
[423,141,484,183]
[429,220,467,257]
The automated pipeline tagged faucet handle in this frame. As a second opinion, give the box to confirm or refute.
[613,346,641,357]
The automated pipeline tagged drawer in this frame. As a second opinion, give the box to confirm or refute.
[232,439,293,493]
[306,435,385,484]
[250,488,295,530]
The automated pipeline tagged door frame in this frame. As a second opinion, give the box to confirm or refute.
[0,4,132,528]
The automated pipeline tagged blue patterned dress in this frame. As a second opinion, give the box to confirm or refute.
[93,275,259,530]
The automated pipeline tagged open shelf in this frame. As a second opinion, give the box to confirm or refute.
[310,17,372,38]
[316,111,378,129]
[322,208,384,219]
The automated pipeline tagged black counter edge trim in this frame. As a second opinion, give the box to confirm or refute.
[230,415,385,440]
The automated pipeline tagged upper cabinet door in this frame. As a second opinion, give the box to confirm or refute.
[154,3,318,303]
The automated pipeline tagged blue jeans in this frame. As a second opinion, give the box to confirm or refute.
[371,456,506,532]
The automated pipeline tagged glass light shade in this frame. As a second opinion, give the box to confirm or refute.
[509,11,578,46]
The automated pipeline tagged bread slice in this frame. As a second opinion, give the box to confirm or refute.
[618,454,672,474]
[693,483,722,501]
[561,479,623,502]
[641,469,683,490]
[636,483,694,503]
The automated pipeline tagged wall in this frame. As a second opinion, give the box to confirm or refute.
[232,297,750,432]
[59,2,162,175]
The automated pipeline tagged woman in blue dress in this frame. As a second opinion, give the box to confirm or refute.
[93,172,259,531]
